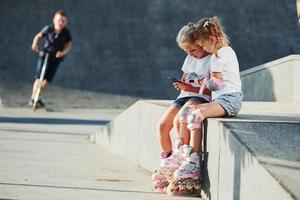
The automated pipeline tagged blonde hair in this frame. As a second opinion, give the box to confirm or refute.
[176,23,198,49]
[195,17,229,51]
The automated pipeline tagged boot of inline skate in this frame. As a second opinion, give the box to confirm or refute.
[152,145,187,192]
[151,151,171,192]
[167,149,202,195]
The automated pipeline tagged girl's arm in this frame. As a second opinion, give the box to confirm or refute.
[173,82,211,96]
[174,71,222,95]
[205,72,223,91]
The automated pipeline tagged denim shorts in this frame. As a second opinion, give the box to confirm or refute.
[214,92,243,117]
[173,96,209,109]
[34,51,62,82]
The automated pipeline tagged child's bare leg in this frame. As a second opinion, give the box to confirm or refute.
[176,100,203,147]
[173,113,180,137]
[31,80,39,99]
[187,102,227,152]
[196,102,227,118]
[179,123,190,145]
[180,100,203,146]
[41,79,48,90]
[157,105,180,153]
[189,128,202,153]
[177,104,195,148]
[31,79,48,99]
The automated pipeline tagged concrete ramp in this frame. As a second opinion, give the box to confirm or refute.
[91,100,300,199]
[241,54,300,103]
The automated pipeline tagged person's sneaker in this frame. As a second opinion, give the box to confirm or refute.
[28,99,34,106]
[36,99,45,108]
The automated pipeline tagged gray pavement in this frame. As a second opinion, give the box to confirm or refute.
[0,108,197,200]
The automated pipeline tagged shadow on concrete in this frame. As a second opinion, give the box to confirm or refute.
[222,124,248,200]
[0,117,109,125]
[221,121,300,199]
[242,68,276,102]
[0,182,158,195]
[0,128,89,137]
[237,114,300,122]
[0,198,18,200]
[225,122,300,161]
[201,120,211,199]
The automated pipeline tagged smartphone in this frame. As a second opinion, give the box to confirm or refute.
[166,76,182,83]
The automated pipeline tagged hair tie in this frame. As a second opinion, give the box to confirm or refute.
[188,23,195,27]
[203,21,209,27]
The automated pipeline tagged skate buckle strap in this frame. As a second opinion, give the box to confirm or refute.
[160,151,172,160]
[182,145,192,158]
[174,137,184,150]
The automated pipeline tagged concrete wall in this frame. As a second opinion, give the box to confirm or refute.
[205,120,294,200]
[91,100,172,171]
[1,0,300,108]
[240,54,300,103]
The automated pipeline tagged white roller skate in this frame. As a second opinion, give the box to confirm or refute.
[167,149,202,196]
[151,145,187,192]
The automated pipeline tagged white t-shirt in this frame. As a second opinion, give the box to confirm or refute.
[210,46,242,100]
[176,55,211,102]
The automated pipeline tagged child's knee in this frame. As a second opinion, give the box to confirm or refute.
[179,106,193,124]
[157,120,170,135]
[187,109,205,130]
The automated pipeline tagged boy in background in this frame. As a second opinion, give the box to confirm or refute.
[29,10,72,108]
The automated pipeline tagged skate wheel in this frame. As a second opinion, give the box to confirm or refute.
[171,181,179,190]
[186,182,193,190]
[173,184,179,190]
[194,183,201,190]
[166,184,176,196]
[179,184,186,190]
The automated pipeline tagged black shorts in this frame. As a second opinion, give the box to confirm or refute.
[34,51,62,82]
[173,96,209,108]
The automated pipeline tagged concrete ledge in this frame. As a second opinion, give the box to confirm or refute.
[91,100,300,199]
[91,100,169,171]
[240,54,300,103]
[206,119,298,200]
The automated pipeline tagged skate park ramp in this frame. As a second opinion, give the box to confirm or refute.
[1,0,300,109]
[91,100,300,200]
[241,54,300,103]
[90,54,300,199]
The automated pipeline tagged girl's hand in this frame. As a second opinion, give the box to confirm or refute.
[173,82,189,91]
